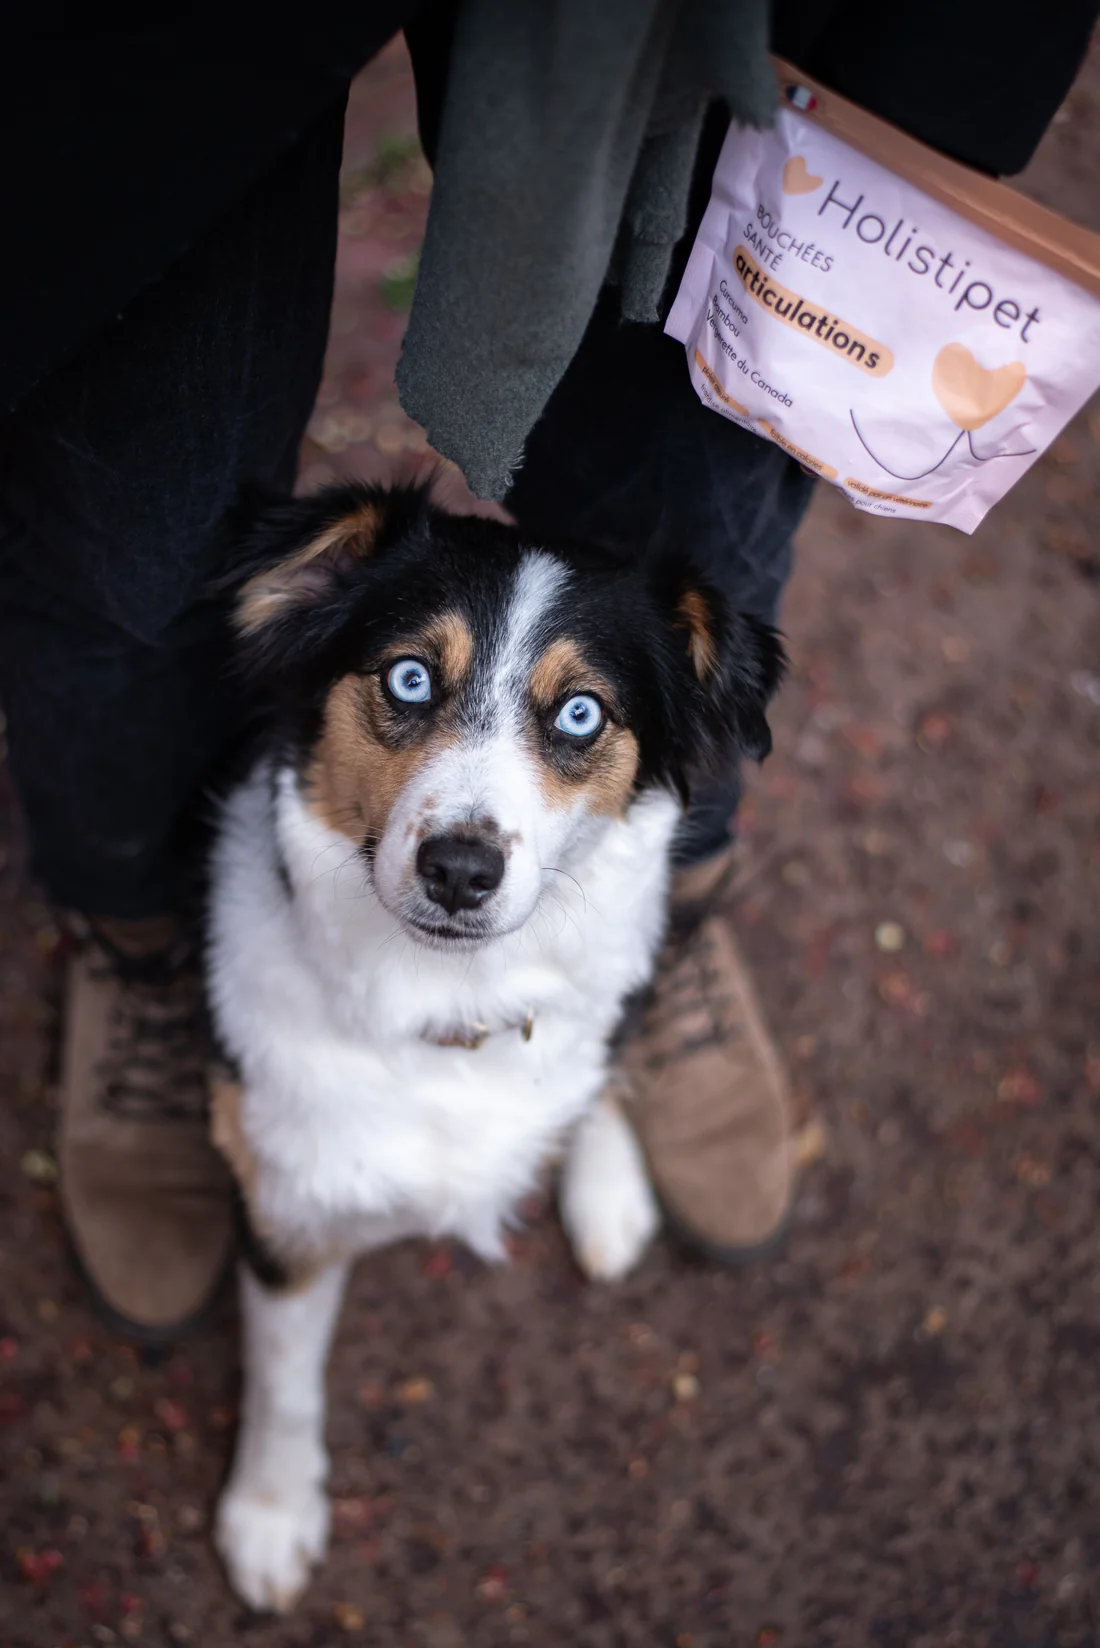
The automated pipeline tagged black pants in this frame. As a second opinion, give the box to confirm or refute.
[0,104,347,917]
[0,117,808,918]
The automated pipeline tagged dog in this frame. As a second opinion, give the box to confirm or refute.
[206,483,783,1610]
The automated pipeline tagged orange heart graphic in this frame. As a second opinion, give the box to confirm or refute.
[782,155,823,195]
[932,343,1026,431]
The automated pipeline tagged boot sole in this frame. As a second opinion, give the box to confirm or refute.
[66,1232,235,1351]
[661,1193,795,1269]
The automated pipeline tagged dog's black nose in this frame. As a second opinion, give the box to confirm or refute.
[417,835,505,914]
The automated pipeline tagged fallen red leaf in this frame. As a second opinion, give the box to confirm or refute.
[154,1398,188,1432]
[17,1547,64,1585]
[997,1069,1042,1107]
[422,1246,453,1278]
[116,1426,141,1462]
[78,1577,109,1618]
[878,970,913,1009]
[331,1496,376,1535]
[917,713,951,749]
[477,1566,508,1602]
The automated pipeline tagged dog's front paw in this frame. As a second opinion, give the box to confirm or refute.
[560,1088,660,1281]
[215,1479,330,1613]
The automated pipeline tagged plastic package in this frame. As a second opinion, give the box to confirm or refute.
[665,62,1100,533]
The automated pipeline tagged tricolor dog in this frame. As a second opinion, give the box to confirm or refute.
[208,484,782,1610]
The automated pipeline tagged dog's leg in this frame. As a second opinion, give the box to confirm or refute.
[560,1083,660,1281]
[216,1258,349,1612]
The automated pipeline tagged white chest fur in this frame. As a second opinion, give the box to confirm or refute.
[208,765,676,1267]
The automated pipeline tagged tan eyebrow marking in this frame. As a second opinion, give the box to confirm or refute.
[528,636,620,716]
[529,637,588,708]
[418,610,474,687]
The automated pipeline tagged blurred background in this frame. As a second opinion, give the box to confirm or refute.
[1,34,1099,1648]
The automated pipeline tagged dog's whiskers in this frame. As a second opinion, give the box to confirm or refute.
[306,837,361,882]
[546,865,591,917]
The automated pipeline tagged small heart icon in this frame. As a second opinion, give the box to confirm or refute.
[932,343,1026,431]
[782,155,823,195]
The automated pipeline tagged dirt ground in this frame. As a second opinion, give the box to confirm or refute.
[2,38,1100,1648]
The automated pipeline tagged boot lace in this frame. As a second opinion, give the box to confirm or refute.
[88,935,211,1123]
[637,919,745,1073]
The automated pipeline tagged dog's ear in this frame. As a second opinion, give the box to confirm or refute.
[654,565,786,795]
[226,483,428,636]
[217,483,430,685]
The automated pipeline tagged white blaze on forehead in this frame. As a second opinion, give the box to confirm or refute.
[483,552,570,722]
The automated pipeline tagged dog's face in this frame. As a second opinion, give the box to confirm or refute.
[231,485,784,949]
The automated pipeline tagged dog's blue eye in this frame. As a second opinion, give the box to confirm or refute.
[555,694,602,738]
[388,659,432,704]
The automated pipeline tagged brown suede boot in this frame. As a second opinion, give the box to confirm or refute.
[58,916,234,1344]
[619,849,794,1263]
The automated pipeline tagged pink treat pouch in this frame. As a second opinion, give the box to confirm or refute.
[665,62,1100,533]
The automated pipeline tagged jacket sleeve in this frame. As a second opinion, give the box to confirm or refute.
[772,0,1099,177]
